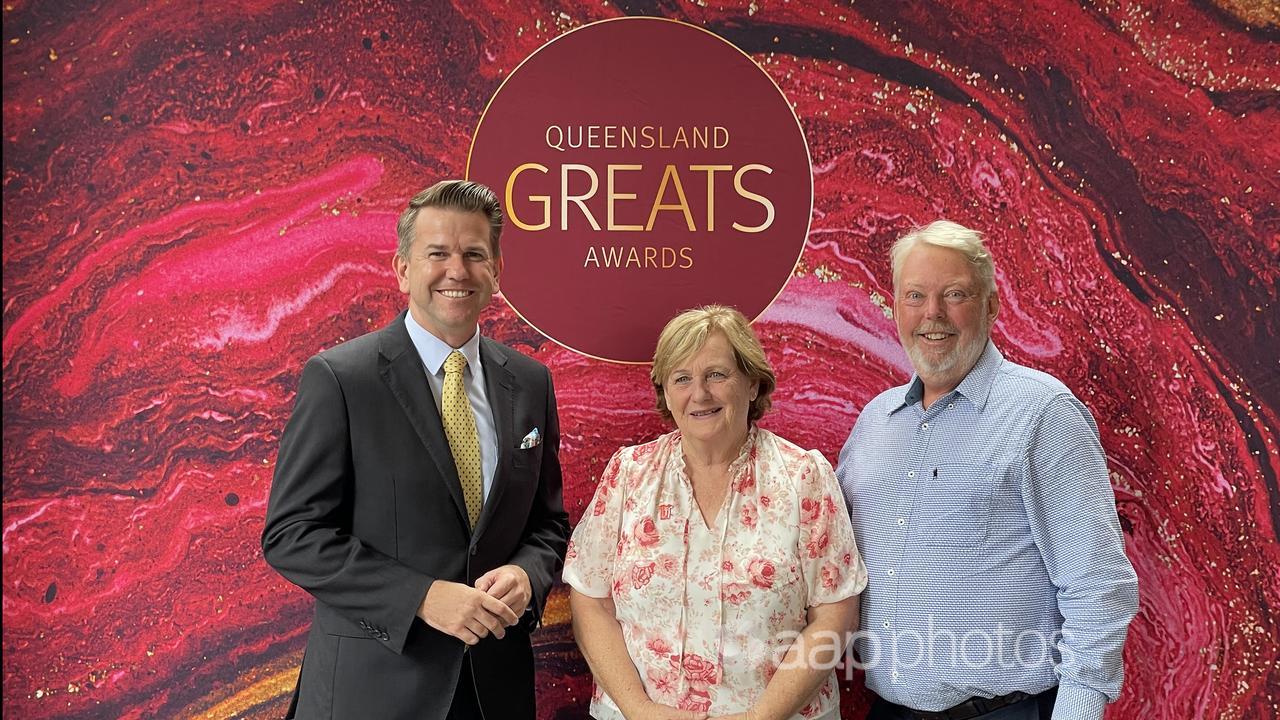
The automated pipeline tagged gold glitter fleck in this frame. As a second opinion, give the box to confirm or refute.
[813,265,841,282]
[187,663,301,719]
[869,291,892,319]
[48,48,57,61]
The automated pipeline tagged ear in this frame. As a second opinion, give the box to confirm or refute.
[986,291,1000,324]
[392,253,410,294]
[491,254,504,289]
[749,381,760,402]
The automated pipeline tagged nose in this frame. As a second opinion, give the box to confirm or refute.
[443,252,467,278]
[923,294,945,319]
[691,377,714,401]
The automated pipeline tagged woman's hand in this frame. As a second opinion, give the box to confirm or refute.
[629,702,707,720]
[708,710,762,720]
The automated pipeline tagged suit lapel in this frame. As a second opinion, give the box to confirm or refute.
[474,337,515,540]
[377,313,470,530]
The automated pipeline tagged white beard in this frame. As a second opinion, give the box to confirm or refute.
[905,321,990,382]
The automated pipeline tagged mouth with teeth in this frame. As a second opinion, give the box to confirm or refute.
[437,289,474,299]
[688,408,722,418]
[915,324,958,343]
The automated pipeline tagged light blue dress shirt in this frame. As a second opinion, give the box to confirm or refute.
[836,342,1138,720]
[404,315,498,501]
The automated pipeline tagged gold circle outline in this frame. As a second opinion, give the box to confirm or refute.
[466,15,814,365]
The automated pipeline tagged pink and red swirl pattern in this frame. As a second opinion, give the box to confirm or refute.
[3,1,1276,718]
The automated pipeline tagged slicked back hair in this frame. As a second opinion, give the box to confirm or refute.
[395,180,503,259]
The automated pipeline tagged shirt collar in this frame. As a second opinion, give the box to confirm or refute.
[403,314,483,377]
[886,340,1003,414]
[953,340,1002,410]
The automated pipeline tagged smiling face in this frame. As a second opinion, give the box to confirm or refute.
[393,207,503,348]
[663,331,759,449]
[895,243,999,396]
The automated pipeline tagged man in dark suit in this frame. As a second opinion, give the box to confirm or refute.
[263,180,569,720]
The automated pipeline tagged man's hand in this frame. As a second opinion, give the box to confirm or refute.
[475,564,532,618]
[418,580,520,645]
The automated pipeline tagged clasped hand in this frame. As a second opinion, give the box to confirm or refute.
[626,701,763,720]
[418,564,531,645]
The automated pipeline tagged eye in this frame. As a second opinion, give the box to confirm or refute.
[945,289,970,303]
[427,250,448,260]
[707,371,727,381]
[671,375,692,386]
[465,250,488,261]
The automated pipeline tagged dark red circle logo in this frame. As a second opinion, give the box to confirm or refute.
[468,17,811,363]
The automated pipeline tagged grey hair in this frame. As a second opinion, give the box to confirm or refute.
[890,220,996,296]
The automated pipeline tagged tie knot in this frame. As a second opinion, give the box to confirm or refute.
[443,350,468,376]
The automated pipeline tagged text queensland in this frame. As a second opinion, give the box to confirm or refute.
[546,125,729,152]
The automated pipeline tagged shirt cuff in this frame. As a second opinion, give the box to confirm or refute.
[1051,682,1109,720]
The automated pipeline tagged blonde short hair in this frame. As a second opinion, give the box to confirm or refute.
[890,220,996,296]
[650,305,776,424]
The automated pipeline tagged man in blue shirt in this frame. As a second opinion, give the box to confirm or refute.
[836,220,1139,720]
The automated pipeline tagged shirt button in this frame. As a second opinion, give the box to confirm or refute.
[947,403,954,409]
[892,670,901,679]
[907,471,915,478]
[897,518,905,526]
[883,621,891,628]
[921,422,929,430]
[886,568,895,576]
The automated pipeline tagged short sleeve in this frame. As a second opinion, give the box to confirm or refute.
[798,450,868,605]
[562,448,628,598]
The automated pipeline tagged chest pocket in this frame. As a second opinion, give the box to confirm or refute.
[916,463,995,548]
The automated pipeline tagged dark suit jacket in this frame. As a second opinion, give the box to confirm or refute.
[262,311,568,720]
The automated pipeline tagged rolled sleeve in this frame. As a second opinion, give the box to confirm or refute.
[1053,682,1110,720]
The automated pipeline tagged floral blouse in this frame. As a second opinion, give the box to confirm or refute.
[563,428,868,720]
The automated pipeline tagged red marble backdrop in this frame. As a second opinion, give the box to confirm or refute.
[3,1,1277,718]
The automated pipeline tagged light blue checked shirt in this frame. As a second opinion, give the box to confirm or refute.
[837,342,1138,720]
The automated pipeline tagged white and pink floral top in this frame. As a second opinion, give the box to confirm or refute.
[563,428,868,720]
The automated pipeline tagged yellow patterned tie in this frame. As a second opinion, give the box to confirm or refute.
[441,351,483,528]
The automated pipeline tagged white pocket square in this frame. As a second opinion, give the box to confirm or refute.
[519,428,542,449]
